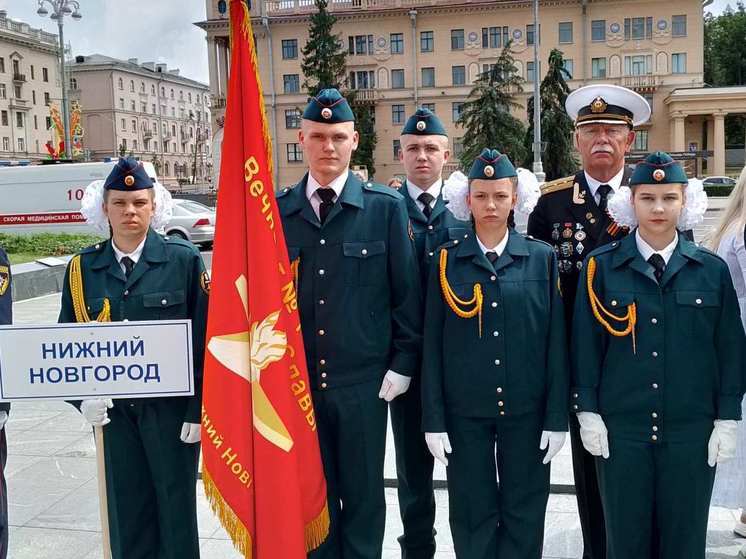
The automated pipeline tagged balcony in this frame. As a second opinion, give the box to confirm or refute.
[143,130,153,140]
[211,95,226,109]
[162,132,172,140]
[12,73,26,83]
[622,74,658,92]
[351,89,377,104]
[9,99,28,111]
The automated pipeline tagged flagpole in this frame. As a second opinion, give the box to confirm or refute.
[94,426,113,559]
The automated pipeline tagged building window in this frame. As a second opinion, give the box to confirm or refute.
[282,39,298,59]
[452,65,466,86]
[42,67,49,82]
[482,26,507,49]
[0,111,6,126]
[420,31,434,53]
[152,104,156,113]
[527,24,540,45]
[170,89,175,100]
[44,92,50,105]
[131,119,137,132]
[422,103,436,113]
[452,102,464,122]
[13,85,20,99]
[421,67,435,87]
[70,77,77,90]
[130,80,135,92]
[671,53,687,74]
[141,81,146,92]
[643,94,653,115]
[46,116,52,129]
[633,130,648,151]
[391,69,405,89]
[453,137,464,158]
[0,84,5,100]
[285,109,301,129]
[527,61,536,82]
[117,76,123,89]
[451,29,464,50]
[390,33,403,54]
[131,100,136,111]
[16,113,23,128]
[17,138,24,151]
[348,35,374,55]
[1,138,7,151]
[30,65,35,79]
[624,54,653,75]
[141,103,147,113]
[283,74,300,94]
[161,87,165,97]
[287,143,303,162]
[625,17,652,40]
[591,19,606,41]
[32,90,36,104]
[393,139,401,159]
[349,70,375,89]
[0,58,4,73]
[671,15,687,37]
[34,115,38,130]
[591,57,607,78]
[151,84,156,94]
[392,104,405,125]
[133,139,138,151]
[563,59,574,78]
[558,22,573,43]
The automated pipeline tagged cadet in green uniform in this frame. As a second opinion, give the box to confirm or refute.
[277,89,422,559]
[59,158,209,559]
[422,149,568,559]
[572,152,745,559]
[392,108,470,559]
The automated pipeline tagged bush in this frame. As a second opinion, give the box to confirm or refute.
[704,185,733,197]
[0,233,105,257]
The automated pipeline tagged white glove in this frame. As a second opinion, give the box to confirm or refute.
[577,412,609,459]
[0,411,8,430]
[81,399,114,427]
[378,370,411,402]
[180,422,201,444]
[425,432,452,466]
[707,419,738,467]
[540,431,566,464]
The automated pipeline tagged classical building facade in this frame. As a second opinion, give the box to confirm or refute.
[198,0,709,187]
[69,54,213,185]
[0,9,63,163]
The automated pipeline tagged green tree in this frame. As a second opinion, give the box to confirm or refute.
[456,42,528,170]
[351,103,377,178]
[705,2,746,87]
[300,0,347,95]
[523,49,578,180]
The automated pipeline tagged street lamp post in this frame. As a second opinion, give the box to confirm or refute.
[37,0,82,160]
[532,0,545,182]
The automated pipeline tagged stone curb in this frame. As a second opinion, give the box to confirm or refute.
[10,255,72,302]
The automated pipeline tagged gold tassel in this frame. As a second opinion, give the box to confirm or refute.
[439,249,483,338]
[586,257,637,353]
[69,255,110,323]
[304,500,330,552]
[203,467,254,558]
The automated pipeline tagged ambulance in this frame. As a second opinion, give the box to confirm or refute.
[0,161,158,235]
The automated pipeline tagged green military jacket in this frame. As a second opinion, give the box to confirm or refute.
[277,171,422,390]
[400,181,471,290]
[58,228,209,423]
[571,233,745,443]
[421,229,569,433]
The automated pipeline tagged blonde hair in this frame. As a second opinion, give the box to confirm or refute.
[708,166,746,250]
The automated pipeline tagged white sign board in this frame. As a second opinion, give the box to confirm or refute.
[0,320,194,401]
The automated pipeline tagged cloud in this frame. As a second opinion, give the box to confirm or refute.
[2,0,209,83]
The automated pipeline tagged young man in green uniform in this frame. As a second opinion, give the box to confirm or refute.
[572,152,745,558]
[59,157,208,559]
[422,149,568,559]
[391,107,469,559]
[276,89,422,559]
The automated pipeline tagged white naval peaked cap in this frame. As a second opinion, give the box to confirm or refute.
[565,84,651,128]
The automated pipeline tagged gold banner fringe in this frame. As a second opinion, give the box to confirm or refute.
[203,467,254,558]
[305,500,330,552]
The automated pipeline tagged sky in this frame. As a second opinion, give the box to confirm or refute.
[2,0,209,84]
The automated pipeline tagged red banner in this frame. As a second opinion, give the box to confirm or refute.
[201,2,329,557]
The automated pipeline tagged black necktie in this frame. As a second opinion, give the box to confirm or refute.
[317,188,336,224]
[597,184,612,213]
[648,253,666,283]
[121,256,135,278]
[486,251,499,268]
[418,192,435,219]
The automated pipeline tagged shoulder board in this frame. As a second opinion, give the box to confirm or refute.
[78,242,105,255]
[694,244,727,265]
[540,176,574,195]
[164,235,198,251]
[363,182,403,199]
[589,240,622,257]
[276,185,295,198]
[437,239,460,252]
[524,235,553,250]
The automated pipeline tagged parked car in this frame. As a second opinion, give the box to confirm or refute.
[702,175,736,188]
[164,199,215,249]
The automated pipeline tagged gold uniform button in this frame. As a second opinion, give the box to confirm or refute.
[321,382,328,389]
[318,329,325,336]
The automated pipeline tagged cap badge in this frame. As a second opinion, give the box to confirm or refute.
[416,120,427,131]
[483,165,495,178]
[652,169,666,182]
[590,97,608,114]
[321,107,333,120]
[124,175,135,187]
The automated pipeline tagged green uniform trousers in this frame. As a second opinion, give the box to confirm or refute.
[103,398,200,559]
[595,437,715,559]
[390,376,436,559]
[309,380,388,559]
[446,413,550,559]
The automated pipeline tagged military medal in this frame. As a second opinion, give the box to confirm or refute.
[572,182,586,205]
[575,224,586,241]
[576,242,585,255]
[551,223,560,241]
[576,261,584,270]
[559,260,573,273]
[560,242,574,258]
[562,223,574,239]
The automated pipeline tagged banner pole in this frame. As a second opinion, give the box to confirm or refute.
[94,426,113,559]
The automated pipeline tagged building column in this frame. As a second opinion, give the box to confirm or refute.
[207,36,219,97]
[672,113,686,153]
[217,37,229,98]
[713,111,726,176]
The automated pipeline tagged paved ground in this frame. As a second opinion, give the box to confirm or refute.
[4,199,744,558]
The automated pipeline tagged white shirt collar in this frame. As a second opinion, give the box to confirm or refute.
[635,229,678,265]
[112,236,147,267]
[476,229,510,258]
[406,178,442,210]
[585,167,626,199]
[306,170,348,202]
